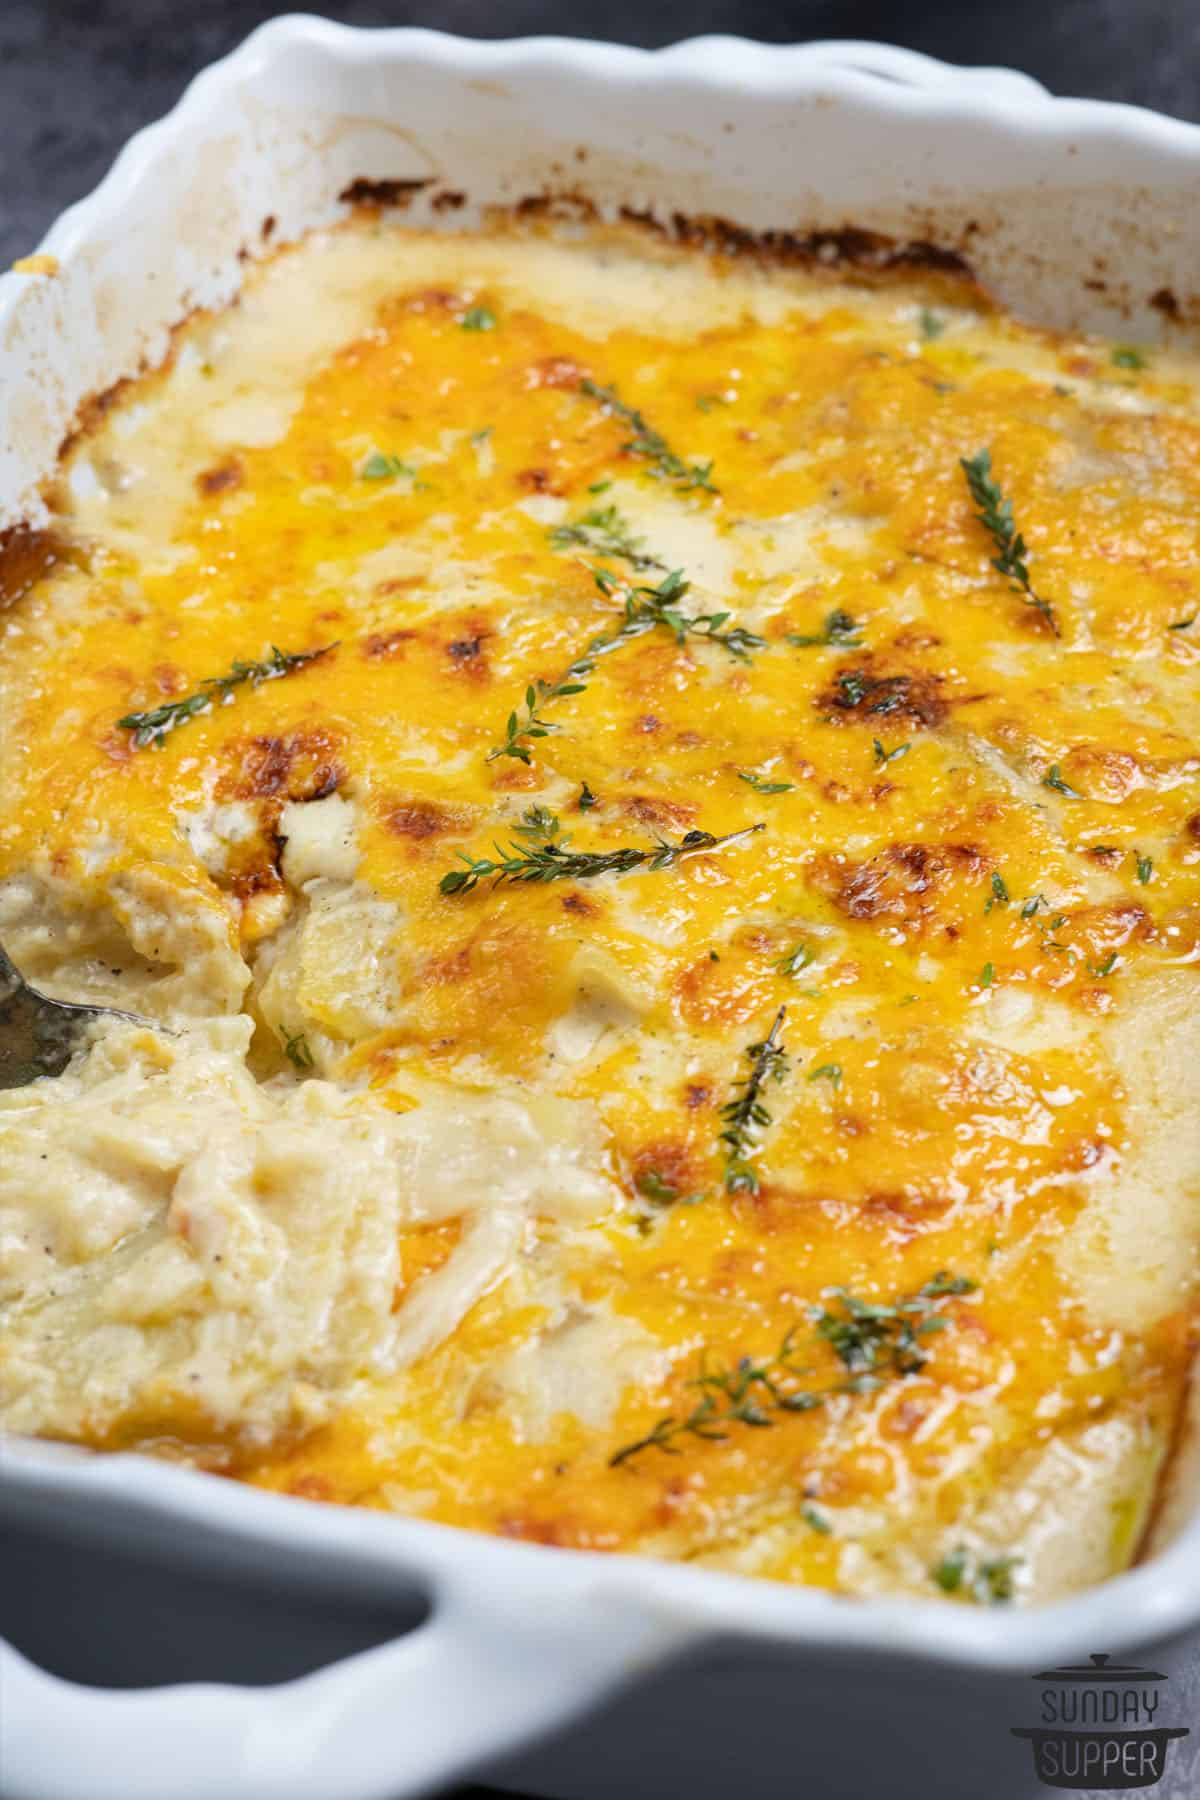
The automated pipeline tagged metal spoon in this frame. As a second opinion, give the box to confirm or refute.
[0,942,145,1090]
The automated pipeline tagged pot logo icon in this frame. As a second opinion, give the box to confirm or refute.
[1011,1653,1190,1790]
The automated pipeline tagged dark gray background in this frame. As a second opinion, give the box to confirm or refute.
[1,4,1197,1797]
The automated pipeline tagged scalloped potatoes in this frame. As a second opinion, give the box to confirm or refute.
[2,216,1198,1602]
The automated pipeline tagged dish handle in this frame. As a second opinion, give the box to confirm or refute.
[1,1571,686,1800]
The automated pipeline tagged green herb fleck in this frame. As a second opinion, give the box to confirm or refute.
[777,942,815,978]
[578,781,598,812]
[461,305,496,332]
[873,738,910,768]
[979,962,995,989]
[1135,852,1153,885]
[802,1503,832,1534]
[119,643,335,750]
[361,451,418,481]
[935,1548,1020,1604]
[933,1547,967,1592]
[636,1169,680,1205]
[788,609,864,650]
[919,308,946,341]
[960,448,1058,634]
[986,872,1010,912]
[281,1028,315,1072]
[1043,764,1081,798]
[976,1555,1020,1604]
[809,1062,843,1090]
[1088,951,1119,978]
[1111,345,1148,370]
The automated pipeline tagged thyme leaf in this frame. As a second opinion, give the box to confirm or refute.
[808,1061,842,1089]
[1043,763,1082,798]
[739,769,795,795]
[119,644,335,749]
[280,1027,315,1072]
[440,817,764,897]
[361,451,417,481]
[460,305,496,331]
[960,448,1058,634]
[788,608,864,650]
[776,941,815,978]
[933,1546,1020,1604]
[720,1006,789,1194]
[580,377,717,494]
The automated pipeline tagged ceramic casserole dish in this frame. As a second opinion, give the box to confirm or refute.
[1,21,1199,1800]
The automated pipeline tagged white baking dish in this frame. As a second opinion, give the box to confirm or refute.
[1,21,1199,1800]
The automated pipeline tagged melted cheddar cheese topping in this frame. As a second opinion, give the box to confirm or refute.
[2,218,1199,1603]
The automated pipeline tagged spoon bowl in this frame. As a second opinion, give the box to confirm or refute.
[0,943,146,1089]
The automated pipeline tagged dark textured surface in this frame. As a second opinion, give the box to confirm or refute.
[1,5,1198,1798]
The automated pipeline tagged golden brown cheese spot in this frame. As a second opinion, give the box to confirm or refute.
[810,841,990,931]
[819,664,949,729]
[384,797,472,841]
[195,457,244,496]
[222,728,346,807]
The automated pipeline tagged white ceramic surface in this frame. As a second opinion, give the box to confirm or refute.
[1,23,1199,1800]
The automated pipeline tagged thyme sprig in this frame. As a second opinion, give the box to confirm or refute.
[488,569,763,763]
[580,377,717,494]
[960,449,1058,634]
[610,1272,977,1467]
[720,1005,789,1194]
[439,813,764,896]
[605,568,763,661]
[549,503,665,572]
[119,644,335,749]
[815,1273,975,1383]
